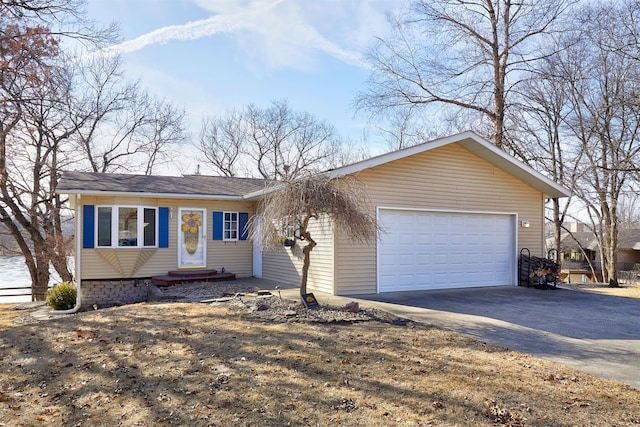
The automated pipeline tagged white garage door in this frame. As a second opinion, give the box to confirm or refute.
[378,209,515,292]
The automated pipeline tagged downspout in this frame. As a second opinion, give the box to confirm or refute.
[53,193,82,314]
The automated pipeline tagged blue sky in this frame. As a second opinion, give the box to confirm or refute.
[84,0,402,172]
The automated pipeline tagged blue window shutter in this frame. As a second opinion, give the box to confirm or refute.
[159,207,169,248]
[213,211,223,240]
[83,205,95,248]
[239,212,249,240]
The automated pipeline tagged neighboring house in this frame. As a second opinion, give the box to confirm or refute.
[57,131,570,309]
[555,226,601,284]
[555,223,640,283]
[618,230,640,269]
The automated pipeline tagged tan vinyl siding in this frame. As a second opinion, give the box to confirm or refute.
[80,196,255,279]
[77,141,549,296]
[334,143,545,295]
[262,215,335,293]
[334,239,377,295]
[262,250,303,287]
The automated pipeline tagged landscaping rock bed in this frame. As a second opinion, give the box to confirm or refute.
[154,281,405,324]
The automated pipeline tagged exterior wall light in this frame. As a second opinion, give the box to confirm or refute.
[521,220,530,228]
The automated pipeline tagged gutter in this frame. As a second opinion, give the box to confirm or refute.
[242,172,330,200]
[60,189,244,201]
[53,193,82,315]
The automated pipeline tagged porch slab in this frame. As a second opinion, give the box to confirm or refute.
[152,269,236,286]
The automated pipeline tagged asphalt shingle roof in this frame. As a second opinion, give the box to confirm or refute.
[558,232,598,251]
[57,171,272,198]
[559,229,640,251]
[619,228,640,250]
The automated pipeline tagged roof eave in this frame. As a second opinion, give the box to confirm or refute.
[59,189,245,201]
[458,137,571,199]
[243,191,266,201]
[326,132,475,178]
[327,130,571,199]
[242,178,307,200]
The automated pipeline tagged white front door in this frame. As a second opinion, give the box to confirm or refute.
[178,208,207,268]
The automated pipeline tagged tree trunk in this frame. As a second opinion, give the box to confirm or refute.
[50,194,74,282]
[300,237,316,297]
[25,251,51,302]
[606,215,619,287]
[32,268,51,301]
[551,198,562,266]
[50,254,73,283]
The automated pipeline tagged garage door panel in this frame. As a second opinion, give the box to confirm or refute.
[397,241,417,250]
[416,215,432,227]
[450,232,466,244]
[398,257,415,267]
[466,252,482,263]
[416,254,431,266]
[433,232,450,244]
[378,210,515,292]
[399,215,414,226]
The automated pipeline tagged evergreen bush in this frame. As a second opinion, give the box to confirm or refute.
[46,281,77,310]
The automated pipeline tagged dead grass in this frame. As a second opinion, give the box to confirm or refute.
[0,304,25,329]
[0,300,639,426]
[561,280,640,298]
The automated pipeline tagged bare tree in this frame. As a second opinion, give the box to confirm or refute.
[69,55,187,174]
[0,2,70,299]
[355,0,574,150]
[198,109,245,177]
[375,106,431,151]
[246,100,343,180]
[140,98,187,175]
[561,1,640,287]
[617,193,640,229]
[197,100,345,179]
[1,0,116,44]
[3,69,78,298]
[251,174,379,297]
[514,52,580,261]
[0,1,186,299]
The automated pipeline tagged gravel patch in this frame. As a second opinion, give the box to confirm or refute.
[7,280,406,326]
[155,281,405,324]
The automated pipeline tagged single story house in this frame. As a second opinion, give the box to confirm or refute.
[57,131,570,308]
[555,223,640,283]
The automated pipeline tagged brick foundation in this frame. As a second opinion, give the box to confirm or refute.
[80,278,151,309]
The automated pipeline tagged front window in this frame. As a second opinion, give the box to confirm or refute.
[97,207,112,247]
[118,207,138,246]
[96,206,157,248]
[224,212,238,240]
[143,208,156,246]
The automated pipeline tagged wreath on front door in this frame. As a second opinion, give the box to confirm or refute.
[181,212,202,254]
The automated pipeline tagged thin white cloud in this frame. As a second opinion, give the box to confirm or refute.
[101,15,253,55]
[97,0,380,70]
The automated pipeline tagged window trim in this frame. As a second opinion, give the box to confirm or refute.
[223,211,239,241]
[95,205,159,248]
[96,206,113,248]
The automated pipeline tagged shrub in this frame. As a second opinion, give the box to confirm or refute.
[46,281,77,310]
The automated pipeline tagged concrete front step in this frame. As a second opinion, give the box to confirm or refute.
[151,269,236,286]
[166,268,219,278]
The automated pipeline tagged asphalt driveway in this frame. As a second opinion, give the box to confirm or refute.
[276,282,640,389]
[352,286,640,390]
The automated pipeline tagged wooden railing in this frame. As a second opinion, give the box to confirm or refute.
[0,285,53,302]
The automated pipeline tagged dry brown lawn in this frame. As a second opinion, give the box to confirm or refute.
[0,285,639,426]
[0,305,21,329]
[562,280,640,299]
